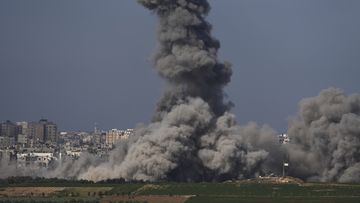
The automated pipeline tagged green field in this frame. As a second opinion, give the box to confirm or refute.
[0,179,360,203]
[135,182,360,196]
[186,196,360,203]
[136,182,360,202]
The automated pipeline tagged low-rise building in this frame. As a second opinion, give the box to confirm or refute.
[16,134,28,146]
[65,150,82,157]
[16,152,55,168]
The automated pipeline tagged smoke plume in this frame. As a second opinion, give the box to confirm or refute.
[287,88,360,183]
[78,0,278,181]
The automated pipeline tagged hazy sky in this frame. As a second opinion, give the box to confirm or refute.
[1,0,359,132]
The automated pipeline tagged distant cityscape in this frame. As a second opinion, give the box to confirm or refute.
[0,118,291,175]
[0,119,134,170]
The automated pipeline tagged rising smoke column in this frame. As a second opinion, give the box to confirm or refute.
[78,0,277,182]
[287,88,360,183]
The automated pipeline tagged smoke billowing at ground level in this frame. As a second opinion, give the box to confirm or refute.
[287,88,360,183]
[1,0,360,183]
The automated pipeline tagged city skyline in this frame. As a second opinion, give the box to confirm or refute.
[1,0,360,132]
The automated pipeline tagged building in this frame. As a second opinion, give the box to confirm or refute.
[16,121,28,136]
[44,122,58,143]
[106,129,123,146]
[105,129,132,146]
[28,122,45,143]
[0,136,15,148]
[16,122,29,146]
[17,152,55,168]
[65,150,82,158]
[124,129,134,139]
[17,134,28,146]
[39,119,58,143]
[27,119,58,144]
[0,120,17,138]
[0,121,18,148]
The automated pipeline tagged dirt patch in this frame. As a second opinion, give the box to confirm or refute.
[100,195,192,203]
[133,184,161,194]
[236,176,304,185]
[312,189,335,192]
[0,187,65,197]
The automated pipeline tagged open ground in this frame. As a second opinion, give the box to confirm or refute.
[0,177,360,203]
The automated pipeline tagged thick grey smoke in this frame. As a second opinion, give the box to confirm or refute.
[77,0,279,181]
[287,88,360,183]
[0,158,20,178]
[79,95,277,181]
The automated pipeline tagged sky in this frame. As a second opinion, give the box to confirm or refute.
[0,0,359,132]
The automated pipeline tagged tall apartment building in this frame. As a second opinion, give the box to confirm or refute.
[105,129,128,145]
[16,121,28,135]
[16,121,29,145]
[0,119,58,146]
[28,122,45,143]
[27,119,58,143]
[105,129,123,146]
[0,120,17,138]
[44,122,57,143]
[105,128,133,146]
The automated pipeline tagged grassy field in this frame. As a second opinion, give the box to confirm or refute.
[0,181,360,203]
[135,182,360,196]
[186,196,360,203]
[0,197,99,203]
[134,182,360,203]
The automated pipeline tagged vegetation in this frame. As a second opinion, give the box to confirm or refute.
[109,184,144,196]
[0,177,147,188]
[0,177,94,187]
[135,182,360,197]
[0,177,360,203]
[186,196,360,203]
[0,197,99,203]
